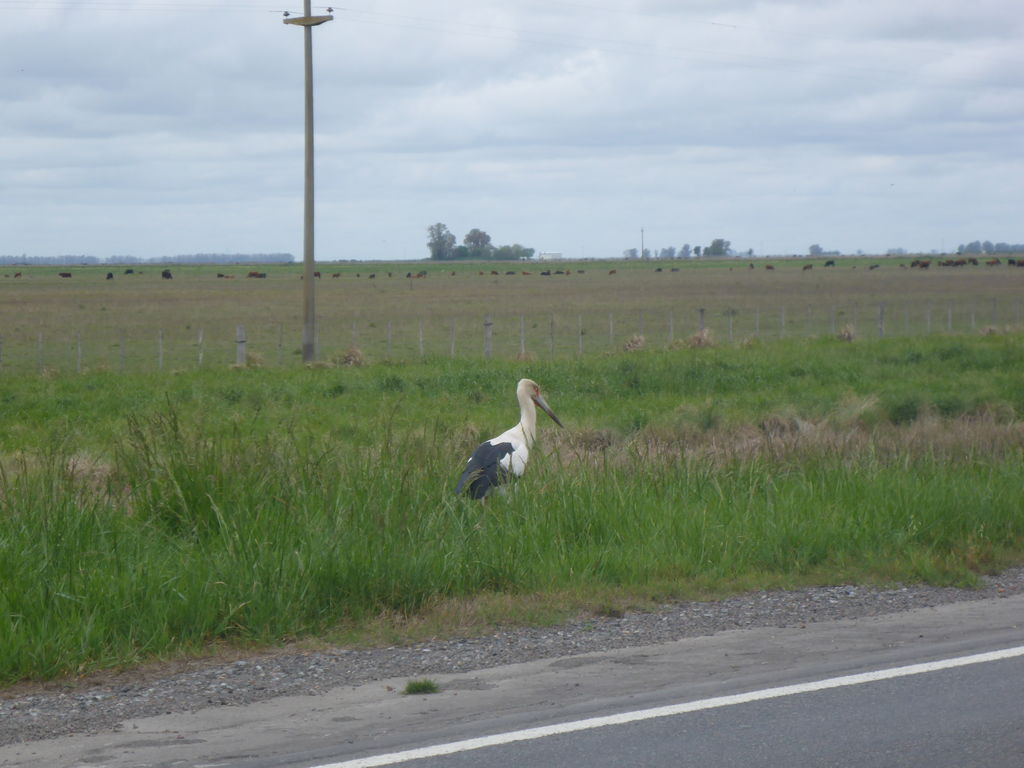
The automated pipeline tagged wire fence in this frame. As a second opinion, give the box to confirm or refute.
[1,298,1021,375]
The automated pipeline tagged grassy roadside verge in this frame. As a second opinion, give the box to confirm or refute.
[2,334,1023,683]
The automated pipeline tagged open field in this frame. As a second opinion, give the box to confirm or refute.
[2,259,1024,683]
[2,256,1023,371]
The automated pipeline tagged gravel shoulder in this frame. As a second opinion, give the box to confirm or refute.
[3,568,1023,747]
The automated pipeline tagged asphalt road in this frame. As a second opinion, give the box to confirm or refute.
[3,595,1022,768]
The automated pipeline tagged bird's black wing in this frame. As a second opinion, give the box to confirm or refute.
[455,441,515,499]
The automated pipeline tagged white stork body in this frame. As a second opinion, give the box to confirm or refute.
[455,379,563,499]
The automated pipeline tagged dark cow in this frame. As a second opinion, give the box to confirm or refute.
[161,269,173,279]
[802,264,813,271]
[765,265,774,270]
[106,272,114,280]
[58,272,72,278]
[824,259,836,267]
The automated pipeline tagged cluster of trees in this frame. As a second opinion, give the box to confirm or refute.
[623,239,749,259]
[426,224,534,261]
[956,240,1024,255]
[808,244,841,257]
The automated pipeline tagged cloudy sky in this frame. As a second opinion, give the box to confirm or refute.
[3,0,1022,261]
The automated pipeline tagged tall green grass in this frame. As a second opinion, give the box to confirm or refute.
[2,334,1024,682]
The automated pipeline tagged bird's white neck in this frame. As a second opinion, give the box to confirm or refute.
[518,392,538,448]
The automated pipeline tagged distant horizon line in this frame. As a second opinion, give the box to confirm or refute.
[0,251,976,267]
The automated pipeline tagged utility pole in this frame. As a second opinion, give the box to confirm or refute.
[284,2,333,363]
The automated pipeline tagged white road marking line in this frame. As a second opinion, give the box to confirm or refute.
[317,645,1024,768]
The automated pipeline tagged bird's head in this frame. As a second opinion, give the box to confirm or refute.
[519,379,564,428]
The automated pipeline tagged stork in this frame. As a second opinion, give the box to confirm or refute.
[455,378,563,499]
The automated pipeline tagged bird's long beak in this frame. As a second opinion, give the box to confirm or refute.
[533,394,564,428]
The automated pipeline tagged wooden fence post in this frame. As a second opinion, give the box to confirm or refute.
[236,325,246,366]
[483,314,493,359]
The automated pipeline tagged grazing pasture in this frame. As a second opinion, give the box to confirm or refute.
[1,257,1022,371]
[1,257,1024,683]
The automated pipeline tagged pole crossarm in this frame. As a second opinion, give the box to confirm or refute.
[283,14,333,26]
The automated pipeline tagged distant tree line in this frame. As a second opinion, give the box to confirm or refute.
[157,253,294,264]
[623,238,744,259]
[956,240,1024,255]
[426,223,535,261]
[0,253,294,266]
